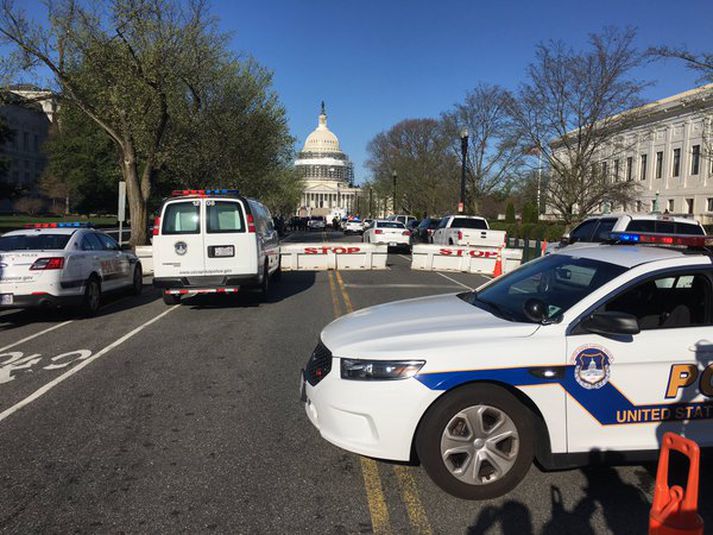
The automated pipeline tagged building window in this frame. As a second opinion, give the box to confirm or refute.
[691,145,700,175]
[614,159,620,181]
[601,161,608,178]
[33,134,38,151]
[626,156,633,181]
[686,198,694,215]
[636,201,642,212]
[672,148,681,177]
[667,199,675,213]
[22,132,29,151]
[640,154,647,180]
[656,151,663,178]
[707,198,713,212]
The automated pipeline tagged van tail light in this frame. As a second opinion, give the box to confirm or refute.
[152,216,160,236]
[247,214,256,233]
[458,230,463,241]
[402,230,411,236]
[30,257,65,270]
[374,229,384,234]
[427,229,434,235]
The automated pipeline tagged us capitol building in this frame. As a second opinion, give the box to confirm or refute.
[295,103,359,217]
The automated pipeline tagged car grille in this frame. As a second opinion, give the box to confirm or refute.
[305,341,332,386]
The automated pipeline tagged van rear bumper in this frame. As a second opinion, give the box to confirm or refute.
[153,274,260,289]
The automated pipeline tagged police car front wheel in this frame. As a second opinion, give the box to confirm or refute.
[416,383,535,500]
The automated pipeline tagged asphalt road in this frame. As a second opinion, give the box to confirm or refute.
[0,230,709,534]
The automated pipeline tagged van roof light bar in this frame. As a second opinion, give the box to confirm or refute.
[170,189,239,197]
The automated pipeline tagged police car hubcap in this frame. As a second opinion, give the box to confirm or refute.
[440,405,519,485]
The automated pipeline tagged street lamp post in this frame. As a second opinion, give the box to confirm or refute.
[337,182,341,211]
[392,170,397,215]
[369,187,373,218]
[459,128,468,213]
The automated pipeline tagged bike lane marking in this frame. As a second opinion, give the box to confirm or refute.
[0,305,179,424]
[0,321,74,353]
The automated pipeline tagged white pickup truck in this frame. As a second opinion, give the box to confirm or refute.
[431,215,506,247]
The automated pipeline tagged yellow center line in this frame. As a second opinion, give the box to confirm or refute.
[329,269,392,534]
[333,269,433,535]
[393,466,433,535]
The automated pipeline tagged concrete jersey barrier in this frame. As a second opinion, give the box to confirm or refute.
[279,243,388,271]
[411,244,523,275]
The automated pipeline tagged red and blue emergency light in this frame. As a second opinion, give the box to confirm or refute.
[24,222,91,229]
[610,232,713,248]
[170,189,239,197]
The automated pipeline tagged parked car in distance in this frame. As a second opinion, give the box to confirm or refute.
[307,216,327,231]
[363,220,411,251]
[431,215,506,247]
[413,217,441,243]
[546,213,705,254]
[388,214,417,227]
[343,219,364,234]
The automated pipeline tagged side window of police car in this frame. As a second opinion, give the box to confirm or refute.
[600,273,713,330]
[97,233,120,251]
[81,233,103,252]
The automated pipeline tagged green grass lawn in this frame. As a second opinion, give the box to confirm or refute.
[0,214,118,231]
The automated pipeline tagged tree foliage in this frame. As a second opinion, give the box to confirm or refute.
[509,27,647,225]
[0,0,295,243]
[366,118,459,216]
[0,111,13,182]
[442,84,523,213]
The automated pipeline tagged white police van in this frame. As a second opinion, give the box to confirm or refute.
[0,222,141,315]
[152,189,280,305]
[302,231,713,499]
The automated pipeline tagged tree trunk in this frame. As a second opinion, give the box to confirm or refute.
[120,144,149,246]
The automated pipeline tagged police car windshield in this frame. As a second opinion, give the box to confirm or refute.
[0,234,71,251]
[464,255,627,323]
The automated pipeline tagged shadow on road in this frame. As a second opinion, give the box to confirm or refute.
[468,451,656,535]
[183,271,316,309]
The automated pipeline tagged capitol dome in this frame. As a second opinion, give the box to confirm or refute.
[303,104,341,153]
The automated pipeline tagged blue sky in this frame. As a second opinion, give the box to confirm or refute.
[218,0,712,183]
[14,0,713,183]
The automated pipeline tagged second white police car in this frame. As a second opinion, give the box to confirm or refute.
[0,222,142,315]
[302,231,713,499]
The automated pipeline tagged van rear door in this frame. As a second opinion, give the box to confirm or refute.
[155,199,204,277]
[203,199,257,277]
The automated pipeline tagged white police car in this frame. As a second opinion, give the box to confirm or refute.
[0,223,142,315]
[302,231,713,499]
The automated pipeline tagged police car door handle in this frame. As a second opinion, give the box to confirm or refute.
[689,340,713,352]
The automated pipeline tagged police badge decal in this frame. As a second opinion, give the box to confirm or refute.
[174,241,188,256]
[572,345,613,390]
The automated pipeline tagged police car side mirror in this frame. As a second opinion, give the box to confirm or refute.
[523,298,548,322]
[560,233,570,245]
[581,311,640,336]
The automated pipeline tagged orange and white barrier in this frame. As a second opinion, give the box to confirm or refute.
[279,243,388,271]
[410,244,522,275]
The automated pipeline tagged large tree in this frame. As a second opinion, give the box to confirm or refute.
[442,83,524,213]
[366,118,459,217]
[0,0,228,245]
[509,27,647,225]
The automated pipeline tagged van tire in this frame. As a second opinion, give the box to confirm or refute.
[163,293,181,305]
[260,263,270,300]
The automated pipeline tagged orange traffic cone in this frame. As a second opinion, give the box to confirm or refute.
[541,240,548,256]
[492,246,503,277]
[649,433,704,535]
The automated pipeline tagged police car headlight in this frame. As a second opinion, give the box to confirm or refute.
[340,359,425,380]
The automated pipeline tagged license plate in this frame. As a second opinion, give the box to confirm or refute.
[213,246,234,257]
[1,294,13,305]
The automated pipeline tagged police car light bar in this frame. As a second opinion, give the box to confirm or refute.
[24,222,91,229]
[170,189,239,197]
[610,232,713,247]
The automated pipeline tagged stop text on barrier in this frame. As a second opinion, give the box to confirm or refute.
[438,248,498,258]
[304,246,362,254]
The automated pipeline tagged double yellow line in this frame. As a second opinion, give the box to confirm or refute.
[327,270,433,535]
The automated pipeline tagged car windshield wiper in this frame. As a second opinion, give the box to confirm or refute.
[473,296,516,321]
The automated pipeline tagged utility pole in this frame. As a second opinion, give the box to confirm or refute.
[392,170,397,215]
[459,128,468,213]
[369,187,373,218]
